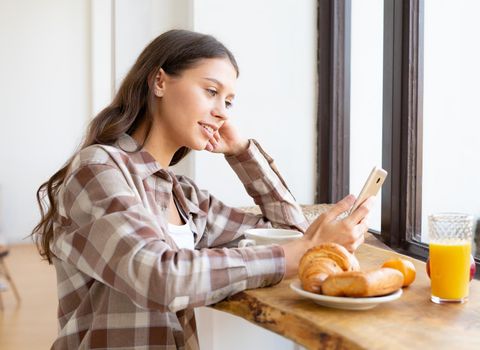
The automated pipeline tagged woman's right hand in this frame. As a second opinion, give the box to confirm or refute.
[281,194,374,279]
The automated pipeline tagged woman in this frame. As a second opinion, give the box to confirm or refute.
[32,30,371,349]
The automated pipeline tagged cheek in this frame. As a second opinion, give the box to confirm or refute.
[182,92,211,119]
[170,88,207,114]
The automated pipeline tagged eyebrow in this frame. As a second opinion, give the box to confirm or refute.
[203,77,236,99]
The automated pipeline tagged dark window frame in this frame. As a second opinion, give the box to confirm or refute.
[316,0,351,204]
[381,0,426,259]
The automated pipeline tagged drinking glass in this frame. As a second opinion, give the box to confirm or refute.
[428,213,474,304]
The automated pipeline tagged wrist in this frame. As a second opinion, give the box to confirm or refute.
[224,139,249,157]
[282,238,309,279]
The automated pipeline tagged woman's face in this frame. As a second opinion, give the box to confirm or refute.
[154,57,237,151]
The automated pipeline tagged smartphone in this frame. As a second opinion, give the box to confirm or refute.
[349,166,388,215]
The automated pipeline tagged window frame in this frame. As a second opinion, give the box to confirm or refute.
[316,0,351,204]
[381,0,426,259]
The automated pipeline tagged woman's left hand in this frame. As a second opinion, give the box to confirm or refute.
[205,120,249,156]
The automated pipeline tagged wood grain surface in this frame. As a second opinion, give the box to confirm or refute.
[212,244,480,350]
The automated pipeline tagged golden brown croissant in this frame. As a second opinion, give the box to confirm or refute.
[298,243,360,293]
[321,268,404,297]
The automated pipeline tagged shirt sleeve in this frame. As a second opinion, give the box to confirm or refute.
[183,139,309,248]
[52,163,285,313]
[226,139,309,230]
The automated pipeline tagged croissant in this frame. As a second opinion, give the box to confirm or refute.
[321,268,404,297]
[298,243,360,293]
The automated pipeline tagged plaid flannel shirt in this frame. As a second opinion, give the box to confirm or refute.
[50,134,308,349]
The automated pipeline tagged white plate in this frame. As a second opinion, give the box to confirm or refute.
[290,280,403,310]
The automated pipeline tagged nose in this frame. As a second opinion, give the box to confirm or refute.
[211,101,228,120]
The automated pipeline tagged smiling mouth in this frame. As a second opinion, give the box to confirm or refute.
[199,122,217,135]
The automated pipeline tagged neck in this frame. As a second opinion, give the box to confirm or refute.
[131,120,178,169]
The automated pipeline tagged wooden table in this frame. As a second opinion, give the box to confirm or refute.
[212,243,480,349]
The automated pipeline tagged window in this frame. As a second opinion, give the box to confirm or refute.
[420,0,480,258]
[350,0,384,232]
[317,0,479,277]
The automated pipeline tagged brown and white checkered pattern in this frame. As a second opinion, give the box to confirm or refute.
[50,134,308,349]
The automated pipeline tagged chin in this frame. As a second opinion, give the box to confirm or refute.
[190,145,205,151]
[187,139,208,151]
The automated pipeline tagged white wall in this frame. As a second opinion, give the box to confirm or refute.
[0,0,90,243]
[114,0,193,89]
[192,0,317,208]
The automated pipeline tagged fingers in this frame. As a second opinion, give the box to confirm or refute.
[305,196,370,254]
[205,133,220,152]
[213,131,221,143]
[349,232,365,252]
[323,194,356,222]
[340,221,367,252]
[350,218,368,250]
[210,136,219,149]
[205,142,213,151]
[347,196,375,225]
[338,197,372,252]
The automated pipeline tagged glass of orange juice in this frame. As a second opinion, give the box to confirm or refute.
[428,213,474,304]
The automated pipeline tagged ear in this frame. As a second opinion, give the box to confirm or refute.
[152,68,168,97]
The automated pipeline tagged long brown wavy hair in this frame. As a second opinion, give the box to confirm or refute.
[31,29,239,263]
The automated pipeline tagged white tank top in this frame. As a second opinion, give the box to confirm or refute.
[167,222,195,250]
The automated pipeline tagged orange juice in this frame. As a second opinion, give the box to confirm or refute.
[429,240,471,301]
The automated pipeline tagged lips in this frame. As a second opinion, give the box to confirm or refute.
[198,122,218,136]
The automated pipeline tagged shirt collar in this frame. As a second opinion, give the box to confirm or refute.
[115,133,163,179]
[115,134,201,217]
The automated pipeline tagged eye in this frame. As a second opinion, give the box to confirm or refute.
[225,100,233,109]
[206,88,217,96]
